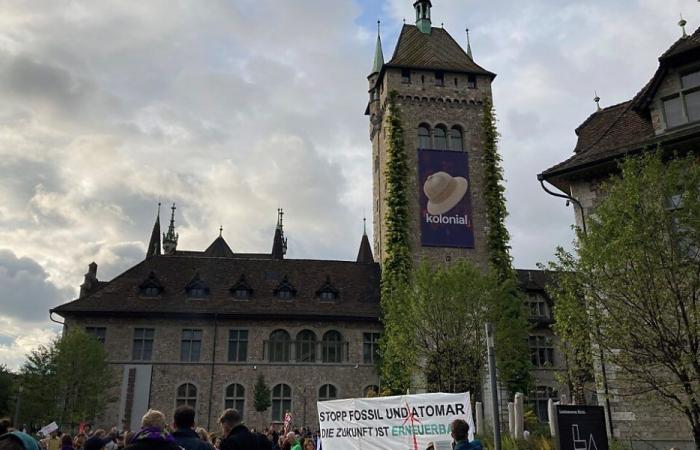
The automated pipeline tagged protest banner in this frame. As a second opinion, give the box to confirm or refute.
[39,422,58,437]
[317,392,474,450]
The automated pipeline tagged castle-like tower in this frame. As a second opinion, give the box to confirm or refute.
[367,0,496,267]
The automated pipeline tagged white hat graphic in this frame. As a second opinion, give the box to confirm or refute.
[423,171,469,215]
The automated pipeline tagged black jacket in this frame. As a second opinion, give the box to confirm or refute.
[124,438,182,450]
[220,425,271,450]
[171,429,214,450]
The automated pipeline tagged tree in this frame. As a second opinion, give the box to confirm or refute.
[19,329,112,430]
[549,151,700,448]
[410,261,510,395]
[253,375,271,413]
[0,365,14,417]
[379,90,415,393]
[481,98,532,395]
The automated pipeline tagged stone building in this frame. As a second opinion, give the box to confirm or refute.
[539,24,700,449]
[51,0,570,434]
[52,208,382,431]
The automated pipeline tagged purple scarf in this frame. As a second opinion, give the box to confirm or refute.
[129,427,176,444]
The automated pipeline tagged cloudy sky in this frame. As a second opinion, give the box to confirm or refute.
[0,0,697,370]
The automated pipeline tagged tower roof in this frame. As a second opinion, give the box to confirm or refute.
[370,21,384,75]
[386,24,495,76]
[356,233,374,264]
[203,235,235,258]
[146,204,161,259]
[271,209,288,260]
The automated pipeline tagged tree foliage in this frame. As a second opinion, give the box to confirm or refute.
[379,90,414,393]
[253,375,271,412]
[549,151,700,448]
[0,365,14,417]
[481,98,532,395]
[410,261,510,395]
[19,329,113,429]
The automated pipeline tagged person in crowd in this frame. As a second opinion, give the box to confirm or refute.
[104,430,119,450]
[60,435,74,450]
[44,431,60,450]
[218,409,270,450]
[450,420,481,450]
[171,406,213,450]
[194,429,209,445]
[124,410,180,450]
[0,418,11,435]
[83,429,109,450]
[73,433,86,450]
[0,432,40,450]
[301,439,314,450]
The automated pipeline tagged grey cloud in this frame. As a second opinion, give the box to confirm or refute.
[0,249,73,322]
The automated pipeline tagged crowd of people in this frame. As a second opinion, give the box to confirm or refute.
[0,409,482,450]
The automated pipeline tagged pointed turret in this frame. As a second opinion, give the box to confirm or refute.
[370,20,384,75]
[271,208,288,260]
[146,203,161,259]
[162,203,179,255]
[414,0,432,34]
[356,218,374,263]
[204,227,235,258]
[466,28,473,59]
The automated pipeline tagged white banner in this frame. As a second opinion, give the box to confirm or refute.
[39,422,58,436]
[317,392,474,450]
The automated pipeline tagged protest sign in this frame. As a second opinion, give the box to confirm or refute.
[317,392,474,450]
[39,422,58,437]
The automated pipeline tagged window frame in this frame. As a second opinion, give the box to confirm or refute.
[295,330,317,363]
[271,384,292,422]
[363,332,381,364]
[318,384,338,402]
[268,329,291,362]
[418,124,432,149]
[433,125,448,150]
[321,330,343,363]
[132,328,155,361]
[529,386,558,422]
[401,69,411,84]
[175,383,198,408]
[661,68,700,129]
[528,335,554,368]
[228,329,249,362]
[85,326,106,344]
[449,126,464,151]
[180,328,203,362]
[224,383,245,415]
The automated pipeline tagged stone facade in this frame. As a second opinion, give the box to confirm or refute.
[63,316,381,431]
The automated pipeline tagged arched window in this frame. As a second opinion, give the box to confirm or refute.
[269,330,291,362]
[319,384,337,402]
[450,127,464,151]
[296,330,317,363]
[176,383,197,408]
[224,383,245,415]
[271,384,292,422]
[434,126,447,150]
[364,385,380,397]
[529,386,558,422]
[322,330,343,363]
[418,125,431,149]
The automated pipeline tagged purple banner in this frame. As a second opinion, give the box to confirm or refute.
[418,149,474,248]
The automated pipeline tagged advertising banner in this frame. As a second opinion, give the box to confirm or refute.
[317,392,474,450]
[418,149,474,248]
[556,405,609,450]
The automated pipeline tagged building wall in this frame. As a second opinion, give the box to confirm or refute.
[569,176,694,447]
[64,316,381,432]
[370,67,493,269]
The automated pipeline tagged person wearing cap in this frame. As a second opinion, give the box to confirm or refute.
[0,432,41,450]
[124,410,180,450]
[450,420,482,450]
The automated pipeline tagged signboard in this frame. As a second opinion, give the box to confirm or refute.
[39,422,59,437]
[418,149,474,248]
[556,405,609,450]
[317,392,474,450]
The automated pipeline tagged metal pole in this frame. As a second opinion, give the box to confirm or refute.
[13,385,22,429]
[485,323,501,450]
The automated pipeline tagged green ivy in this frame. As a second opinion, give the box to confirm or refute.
[481,98,532,395]
[379,91,414,393]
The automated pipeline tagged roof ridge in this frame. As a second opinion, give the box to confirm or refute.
[575,100,631,135]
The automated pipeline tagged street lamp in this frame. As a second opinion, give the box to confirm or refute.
[485,323,501,450]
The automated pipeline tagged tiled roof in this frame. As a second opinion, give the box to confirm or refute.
[203,236,234,258]
[516,269,556,292]
[540,27,700,183]
[386,25,495,76]
[52,255,381,320]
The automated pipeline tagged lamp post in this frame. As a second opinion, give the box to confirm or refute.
[13,384,23,429]
[485,323,501,450]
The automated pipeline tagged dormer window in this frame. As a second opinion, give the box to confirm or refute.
[316,275,339,301]
[139,272,163,298]
[185,273,209,299]
[230,275,253,300]
[274,275,296,300]
[662,69,700,129]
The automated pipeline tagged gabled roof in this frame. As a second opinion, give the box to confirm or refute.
[52,255,381,320]
[385,25,495,77]
[203,236,234,258]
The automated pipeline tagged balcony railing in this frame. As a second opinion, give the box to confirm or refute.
[262,340,350,363]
